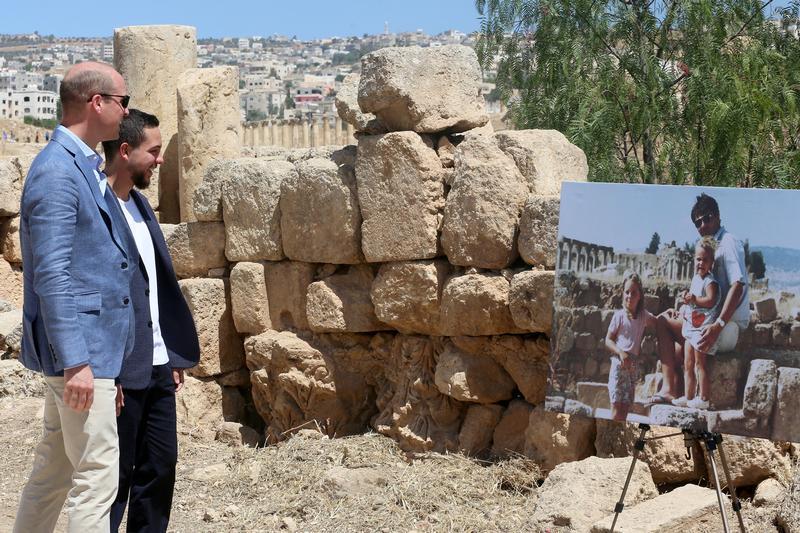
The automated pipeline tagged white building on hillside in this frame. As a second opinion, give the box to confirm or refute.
[0,87,58,120]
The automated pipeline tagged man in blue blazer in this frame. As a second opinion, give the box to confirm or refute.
[102,109,200,533]
[15,62,135,532]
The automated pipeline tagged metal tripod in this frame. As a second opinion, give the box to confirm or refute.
[608,423,747,533]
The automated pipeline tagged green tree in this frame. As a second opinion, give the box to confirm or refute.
[645,232,661,254]
[749,250,767,279]
[475,0,800,187]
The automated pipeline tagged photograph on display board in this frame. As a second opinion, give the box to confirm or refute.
[546,182,800,441]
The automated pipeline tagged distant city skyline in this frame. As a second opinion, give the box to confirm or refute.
[0,0,482,40]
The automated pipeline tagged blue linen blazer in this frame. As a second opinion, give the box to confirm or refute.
[18,127,136,379]
[114,189,200,390]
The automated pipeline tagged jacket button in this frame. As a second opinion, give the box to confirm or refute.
[147,320,153,328]
[123,297,130,305]
[121,262,128,269]
[145,289,150,296]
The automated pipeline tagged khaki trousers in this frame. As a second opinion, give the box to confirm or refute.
[14,376,119,533]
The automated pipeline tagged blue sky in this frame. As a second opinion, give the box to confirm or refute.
[0,0,483,39]
[558,182,800,252]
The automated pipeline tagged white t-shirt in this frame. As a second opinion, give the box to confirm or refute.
[713,227,750,329]
[117,195,169,366]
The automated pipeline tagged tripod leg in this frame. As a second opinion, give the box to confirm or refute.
[704,434,731,533]
[610,424,650,533]
[715,434,747,532]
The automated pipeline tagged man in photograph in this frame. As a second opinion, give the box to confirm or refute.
[650,193,750,404]
[102,109,200,533]
[15,61,134,532]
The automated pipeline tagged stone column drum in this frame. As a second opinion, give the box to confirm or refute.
[114,25,198,223]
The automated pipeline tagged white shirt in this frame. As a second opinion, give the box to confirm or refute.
[56,125,107,195]
[712,226,750,329]
[117,194,169,366]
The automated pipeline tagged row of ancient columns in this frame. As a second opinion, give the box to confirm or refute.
[557,238,614,274]
[241,117,357,149]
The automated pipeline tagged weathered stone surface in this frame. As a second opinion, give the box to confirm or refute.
[595,420,704,485]
[246,330,378,443]
[217,368,251,387]
[509,270,554,333]
[440,273,524,336]
[280,155,362,264]
[370,260,449,335]
[222,160,293,262]
[335,73,385,134]
[2,216,21,263]
[494,130,588,196]
[704,435,791,487]
[163,222,226,278]
[532,456,658,532]
[194,158,268,222]
[177,66,240,222]
[773,367,800,442]
[777,467,800,531]
[0,259,23,308]
[647,404,711,433]
[264,261,315,330]
[229,262,271,335]
[115,25,196,221]
[458,404,503,456]
[434,341,515,404]
[707,354,747,410]
[524,405,595,472]
[590,484,722,532]
[179,278,243,377]
[215,421,261,447]
[441,134,528,268]
[306,265,389,333]
[754,297,778,323]
[491,400,533,458]
[355,132,444,262]
[706,409,763,437]
[518,195,560,268]
[742,359,777,418]
[0,159,22,216]
[0,308,21,355]
[753,477,786,507]
[358,45,488,133]
[436,135,456,168]
[176,376,223,440]
[0,359,44,396]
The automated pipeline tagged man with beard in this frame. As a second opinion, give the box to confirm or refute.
[102,109,199,533]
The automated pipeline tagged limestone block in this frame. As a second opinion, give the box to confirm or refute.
[163,222,226,278]
[355,132,444,262]
[177,66,240,222]
[222,160,293,262]
[215,421,261,447]
[370,260,449,335]
[334,73,385,134]
[434,341,516,404]
[458,404,503,456]
[772,367,800,442]
[753,478,786,507]
[229,262,271,335]
[440,273,524,336]
[518,195,559,268]
[306,265,389,333]
[595,420,704,485]
[176,376,223,440]
[494,130,588,196]
[194,158,272,222]
[647,404,711,433]
[264,260,315,330]
[531,456,657,532]
[742,359,777,418]
[436,135,456,168]
[703,435,791,487]
[491,399,533,458]
[441,134,528,269]
[509,270,554,333]
[2,216,21,263]
[755,297,778,323]
[217,368,251,387]
[0,259,23,308]
[706,409,763,437]
[280,155,362,264]
[179,278,243,377]
[706,354,746,410]
[577,382,611,410]
[0,159,22,216]
[358,45,488,133]
[589,484,722,532]
[524,405,595,472]
[115,25,197,222]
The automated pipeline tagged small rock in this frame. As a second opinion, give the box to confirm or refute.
[223,504,240,517]
[203,508,220,522]
[753,477,786,507]
[282,516,298,531]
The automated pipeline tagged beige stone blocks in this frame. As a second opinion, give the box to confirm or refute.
[229,262,271,335]
[162,222,226,278]
[306,265,389,333]
[440,273,524,336]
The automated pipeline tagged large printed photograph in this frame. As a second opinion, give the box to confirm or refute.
[547,182,800,441]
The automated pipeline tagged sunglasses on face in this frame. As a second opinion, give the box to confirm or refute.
[693,213,714,228]
[87,93,130,109]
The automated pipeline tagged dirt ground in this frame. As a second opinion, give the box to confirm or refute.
[0,395,791,532]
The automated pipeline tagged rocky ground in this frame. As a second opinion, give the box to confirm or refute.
[0,393,796,532]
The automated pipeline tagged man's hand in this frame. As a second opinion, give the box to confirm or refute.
[115,384,125,416]
[698,321,723,352]
[173,368,185,392]
[63,364,94,412]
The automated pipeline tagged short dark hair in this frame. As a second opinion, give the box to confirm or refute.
[60,67,115,112]
[102,109,160,164]
[690,193,719,222]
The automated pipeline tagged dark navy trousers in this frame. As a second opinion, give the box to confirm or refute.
[110,364,177,533]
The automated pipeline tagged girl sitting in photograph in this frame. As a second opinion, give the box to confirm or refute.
[605,271,657,421]
[672,236,721,410]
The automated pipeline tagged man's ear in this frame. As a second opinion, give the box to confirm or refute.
[119,142,131,161]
